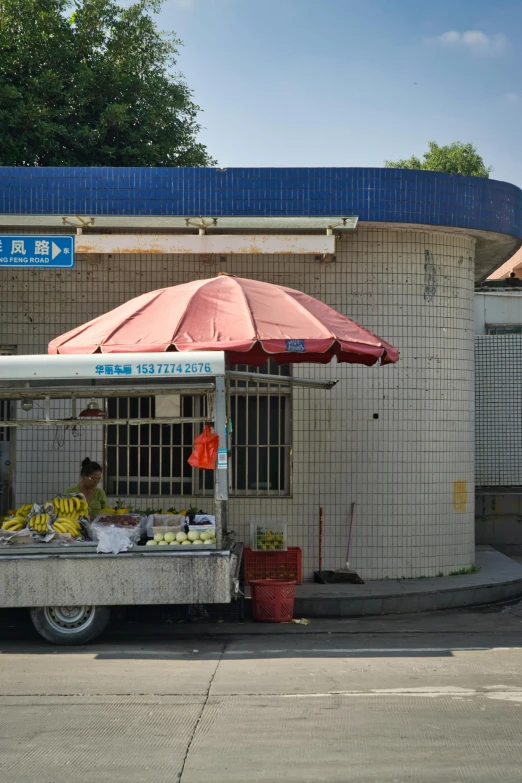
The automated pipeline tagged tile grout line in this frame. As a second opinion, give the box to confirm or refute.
[178,639,227,782]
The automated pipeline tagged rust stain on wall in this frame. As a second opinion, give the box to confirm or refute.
[452,480,468,513]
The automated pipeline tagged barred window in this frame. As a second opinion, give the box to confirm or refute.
[486,324,522,335]
[105,361,292,498]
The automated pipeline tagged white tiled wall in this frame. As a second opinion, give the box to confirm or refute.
[4,227,476,578]
[14,400,104,501]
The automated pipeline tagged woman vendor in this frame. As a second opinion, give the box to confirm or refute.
[66,458,107,518]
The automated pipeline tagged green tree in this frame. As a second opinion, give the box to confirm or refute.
[0,0,215,166]
[384,141,492,178]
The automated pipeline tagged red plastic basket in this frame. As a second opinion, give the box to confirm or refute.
[243,547,302,585]
[250,579,296,623]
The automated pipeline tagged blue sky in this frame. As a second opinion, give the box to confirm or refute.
[156,0,522,186]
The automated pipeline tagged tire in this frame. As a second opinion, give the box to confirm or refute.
[29,605,111,645]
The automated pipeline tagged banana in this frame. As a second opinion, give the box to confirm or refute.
[58,524,80,537]
[59,515,80,527]
[5,516,26,525]
[55,518,80,532]
[2,518,24,531]
[29,513,51,532]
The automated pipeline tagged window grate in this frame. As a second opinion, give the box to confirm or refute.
[227,360,291,496]
[105,360,292,498]
[476,334,522,487]
[486,324,522,335]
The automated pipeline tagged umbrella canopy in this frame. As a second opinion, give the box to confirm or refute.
[48,274,399,366]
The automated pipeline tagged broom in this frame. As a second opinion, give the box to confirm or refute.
[330,502,364,583]
[314,502,364,584]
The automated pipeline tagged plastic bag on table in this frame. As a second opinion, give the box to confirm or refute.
[95,526,135,554]
[187,425,219,470]
[91,512,144,530]
[191,514,216,527]
[89,514,146,552]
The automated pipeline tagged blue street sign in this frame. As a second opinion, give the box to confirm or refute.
[0,235,75,269]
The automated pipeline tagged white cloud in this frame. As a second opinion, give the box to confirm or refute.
[436,30,508,56]
[504,92,520,105]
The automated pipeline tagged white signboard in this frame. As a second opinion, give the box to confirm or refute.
[0,351,225,381]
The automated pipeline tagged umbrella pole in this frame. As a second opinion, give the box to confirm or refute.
[214,374,228,549]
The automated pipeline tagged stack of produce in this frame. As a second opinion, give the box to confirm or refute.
[51,517,82,537]
[254,526,285,551]
[28,512,53,535]
[146,529,216,546]
[48,496,88,521]
[1,504,32,532]
[95,513,140,528]
[46,496,87,538]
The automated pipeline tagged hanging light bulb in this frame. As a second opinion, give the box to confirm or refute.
[79,399,106,419]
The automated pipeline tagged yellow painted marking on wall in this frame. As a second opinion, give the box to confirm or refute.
[453,480,468,513]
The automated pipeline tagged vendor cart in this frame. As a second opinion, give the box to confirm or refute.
[0,350,335,644]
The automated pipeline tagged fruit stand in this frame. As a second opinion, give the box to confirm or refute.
[0,350,334,644]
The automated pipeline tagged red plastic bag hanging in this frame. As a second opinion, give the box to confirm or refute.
[187,425,219,470]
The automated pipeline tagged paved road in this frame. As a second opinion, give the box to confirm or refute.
[1,603,522,782]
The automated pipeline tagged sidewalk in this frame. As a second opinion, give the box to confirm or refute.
[289,546,522,617]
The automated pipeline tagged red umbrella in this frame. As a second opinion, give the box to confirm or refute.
[48,274,399,366]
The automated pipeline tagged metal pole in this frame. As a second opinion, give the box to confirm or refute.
[214,374,228,550]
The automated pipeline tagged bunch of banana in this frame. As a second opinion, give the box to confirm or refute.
[2,515,27,532]
[52,518,82,538]
[29,513,52,534]
[15,504,32,517]
[49,496,89,520]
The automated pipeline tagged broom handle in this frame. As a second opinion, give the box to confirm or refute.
[346,502,356,566]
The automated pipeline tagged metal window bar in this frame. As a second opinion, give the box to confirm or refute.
[106,394,210,497]
[104,360,292,499]
[486,324,522,335]
[226,360,292,497]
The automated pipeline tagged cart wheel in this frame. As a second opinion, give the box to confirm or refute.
[29,605,111,645]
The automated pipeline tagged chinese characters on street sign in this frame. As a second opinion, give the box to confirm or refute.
[0,236,75,268]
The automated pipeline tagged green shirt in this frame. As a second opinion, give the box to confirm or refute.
[64,484,108,519]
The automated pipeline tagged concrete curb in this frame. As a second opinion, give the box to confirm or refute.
[289,547,522,618]
[293,578,522,618]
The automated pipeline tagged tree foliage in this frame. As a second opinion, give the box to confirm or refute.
[384,141,492,178]
[0,0,215,166]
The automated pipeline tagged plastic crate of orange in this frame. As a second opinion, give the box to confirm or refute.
[243,547,302,585]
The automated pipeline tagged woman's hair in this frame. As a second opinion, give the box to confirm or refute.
[81,458,102,477]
